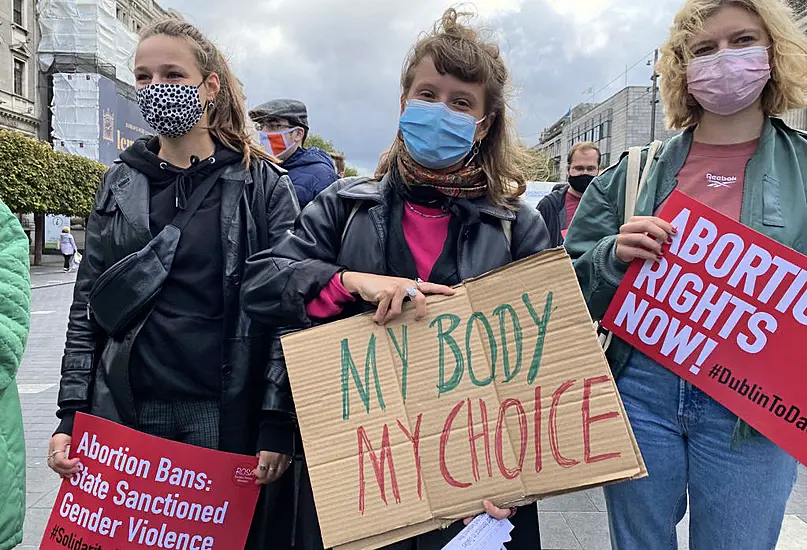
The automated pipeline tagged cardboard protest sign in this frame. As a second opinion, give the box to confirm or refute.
[603,190,807,466]
[281,249,646,550]
[41,413,260,550]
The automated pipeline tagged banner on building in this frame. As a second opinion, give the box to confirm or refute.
[281,249,646,550]
[603,190,807,466]
[98,76,150,165]
[41,413,261,550]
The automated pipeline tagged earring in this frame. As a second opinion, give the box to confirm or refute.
[465,141,481,167]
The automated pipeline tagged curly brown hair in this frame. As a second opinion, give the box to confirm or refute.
[658,0,807,129]
[375,7,526,206]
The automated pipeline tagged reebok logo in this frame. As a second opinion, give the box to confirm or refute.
[706,173,737,188]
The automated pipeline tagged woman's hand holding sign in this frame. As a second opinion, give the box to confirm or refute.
[341,272,455,324]
[47,434,82,477]
[253,451,292,485]
[615,216,677,263]
[463,500,517,525]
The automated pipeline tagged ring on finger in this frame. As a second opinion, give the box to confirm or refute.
[405,287,417,298]
[48,449,66,460]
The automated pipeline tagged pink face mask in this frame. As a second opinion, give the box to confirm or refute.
[687,46,771,116]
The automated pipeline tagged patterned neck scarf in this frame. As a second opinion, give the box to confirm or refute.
[396,143,488,200]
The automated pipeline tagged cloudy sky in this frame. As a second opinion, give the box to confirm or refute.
[161,0,686,174]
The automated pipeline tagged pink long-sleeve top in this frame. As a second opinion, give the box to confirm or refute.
[306,202,451,319]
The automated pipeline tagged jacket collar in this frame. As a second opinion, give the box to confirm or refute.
[660,116,775,179]
[108,165,151,246]
[336,172,517,221]
[108,160,254,247]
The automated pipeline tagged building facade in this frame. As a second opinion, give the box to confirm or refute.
[0,0,39,137]
[537,86,679,180]
[115,0,180,34]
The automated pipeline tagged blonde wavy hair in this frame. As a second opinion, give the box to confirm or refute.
[658,0,807,129]
[140,20,275,167]
[375,8,526,206]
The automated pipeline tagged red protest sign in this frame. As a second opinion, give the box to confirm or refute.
[41,413,260,550]
[602,190,807,466]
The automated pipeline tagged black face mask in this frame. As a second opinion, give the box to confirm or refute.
[568,174,595,194]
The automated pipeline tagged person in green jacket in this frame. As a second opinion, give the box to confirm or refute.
[564,0,807,548]
[0,199,31,549]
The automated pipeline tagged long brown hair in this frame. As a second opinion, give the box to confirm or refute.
[376,8,526,205]
[139,19,274,167]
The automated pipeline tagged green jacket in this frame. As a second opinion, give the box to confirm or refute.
[565,117,807,444]
[0,200,30,550]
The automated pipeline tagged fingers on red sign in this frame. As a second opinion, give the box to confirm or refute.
[603,190,807,465]
[41,413,260,550]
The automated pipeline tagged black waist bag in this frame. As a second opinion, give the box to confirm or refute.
[88,171,220,339]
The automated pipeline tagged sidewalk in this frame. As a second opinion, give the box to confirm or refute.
[29,254,77,290]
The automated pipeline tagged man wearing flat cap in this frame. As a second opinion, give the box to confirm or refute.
[250,99,339,209]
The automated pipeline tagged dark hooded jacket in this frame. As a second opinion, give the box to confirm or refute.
[55,136,300,459]
[282,146,339,208]
[536,183,570,247]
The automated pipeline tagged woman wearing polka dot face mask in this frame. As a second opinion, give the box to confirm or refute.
[49,20,299,548]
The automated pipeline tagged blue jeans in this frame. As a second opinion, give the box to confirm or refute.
[604,351,797,550]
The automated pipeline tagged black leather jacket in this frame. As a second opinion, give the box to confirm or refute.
[56,156,299,456]
[241,174,553,328]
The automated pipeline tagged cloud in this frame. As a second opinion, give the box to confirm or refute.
[160,0,684,173]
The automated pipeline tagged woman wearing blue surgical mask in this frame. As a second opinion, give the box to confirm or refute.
[565,0,807,548]
[241,8,549,550]
[48,20,298,548]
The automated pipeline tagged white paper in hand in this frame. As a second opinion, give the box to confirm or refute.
[441,514,514,550]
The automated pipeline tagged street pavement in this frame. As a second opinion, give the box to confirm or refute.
[16,260,807,549]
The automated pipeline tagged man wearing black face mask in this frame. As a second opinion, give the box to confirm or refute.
[537,141,600,246]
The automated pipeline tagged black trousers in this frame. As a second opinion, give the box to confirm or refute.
[63,254,73,269]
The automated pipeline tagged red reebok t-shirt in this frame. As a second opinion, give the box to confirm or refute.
[668,139,758,221]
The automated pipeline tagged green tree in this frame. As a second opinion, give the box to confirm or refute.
[305,132,361,176]
[0,130,54,214]
[0,130,106,265]
[305,133,337,153]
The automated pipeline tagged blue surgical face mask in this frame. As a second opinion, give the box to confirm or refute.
[398,99,485,170]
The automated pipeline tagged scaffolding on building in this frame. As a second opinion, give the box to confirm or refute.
[36,0,144,162]
[37,0,138,86]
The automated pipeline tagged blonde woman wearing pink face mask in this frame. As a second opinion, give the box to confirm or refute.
[564,0,807,548]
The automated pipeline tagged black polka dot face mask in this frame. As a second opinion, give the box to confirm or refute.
[136,82,207,138]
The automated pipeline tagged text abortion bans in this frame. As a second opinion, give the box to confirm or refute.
[57,432,229,550]
[342,292,623,514]
[611,206,807,373]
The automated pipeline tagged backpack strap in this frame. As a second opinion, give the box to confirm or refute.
[623,140,662,223]
[342,201,363,244]
[501,220,512,249]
